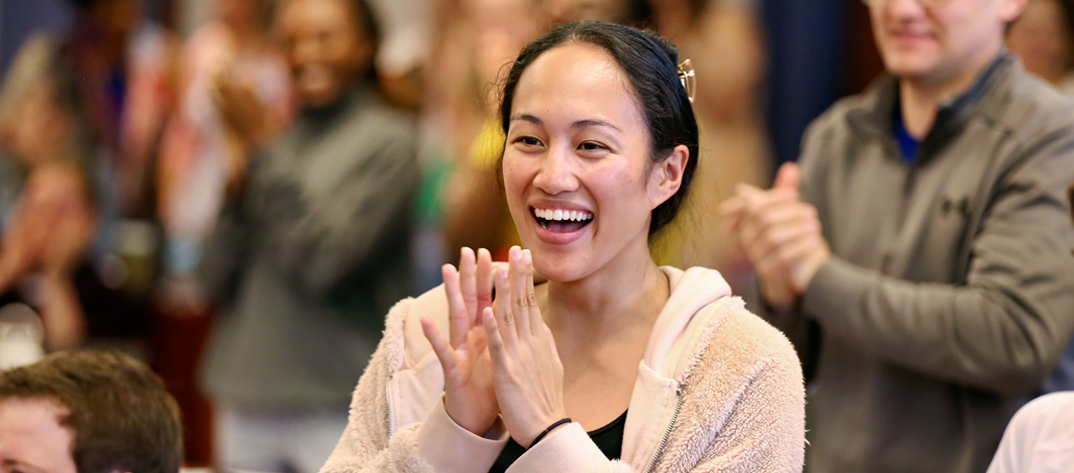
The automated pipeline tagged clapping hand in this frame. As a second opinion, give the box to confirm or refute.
[720,162,831,310]
[421,247,500,436]
[483,246,568,448]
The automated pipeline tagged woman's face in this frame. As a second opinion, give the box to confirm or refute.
[503,43,681,283]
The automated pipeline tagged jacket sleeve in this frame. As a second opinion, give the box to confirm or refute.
[800,129,1074,396]
[503,423,626,473]
[320,299,510,473]
[269,133,420,300]
[688,333,806,473]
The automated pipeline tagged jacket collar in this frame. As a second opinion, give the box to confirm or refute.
[847,52,1015,148]
[621,266,735,470]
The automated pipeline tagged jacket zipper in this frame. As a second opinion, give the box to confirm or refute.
[644,387,683,473]
[385,375,395,437]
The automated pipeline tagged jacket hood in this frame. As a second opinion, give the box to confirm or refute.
[645,266,733,380]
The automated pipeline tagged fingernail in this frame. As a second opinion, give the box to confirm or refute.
[523,250,531,265]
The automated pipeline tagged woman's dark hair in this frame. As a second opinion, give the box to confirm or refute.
[499,21,700,236]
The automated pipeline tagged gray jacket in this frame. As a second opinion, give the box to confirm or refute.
[753,54,1074,473]
[199,86,420,409]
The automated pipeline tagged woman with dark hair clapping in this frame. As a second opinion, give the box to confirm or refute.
[322,22,805,473]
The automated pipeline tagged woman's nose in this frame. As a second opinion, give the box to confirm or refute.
[532,145,579,195]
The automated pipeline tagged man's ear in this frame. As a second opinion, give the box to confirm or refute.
[999,0,1029,23]
[649,144,689,210]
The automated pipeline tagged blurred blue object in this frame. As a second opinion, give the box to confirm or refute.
[761,0,846,170]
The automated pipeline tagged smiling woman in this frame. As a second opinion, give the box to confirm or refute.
[320,22,805,473]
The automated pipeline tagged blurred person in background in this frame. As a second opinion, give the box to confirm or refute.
[433,0,541,261]
[1007,0,1074,94]
[985,390,1074,473]
[1007,0,1074,394]
[721,0,1074,471]
[0,350,183,473]
[157,0,293,314]
[40,0,179,356]
[648,0,769,293]
[0,35,102,358]
[537,0,654,29]
[197,0,419,469]
[983,183,1074,473]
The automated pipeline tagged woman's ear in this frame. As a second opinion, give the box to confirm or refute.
[648,144,689,210]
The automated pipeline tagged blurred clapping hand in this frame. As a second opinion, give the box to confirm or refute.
[720,162,831,311]
[212,68,271,194]
[0,162,94,290]
[0,162,94,350]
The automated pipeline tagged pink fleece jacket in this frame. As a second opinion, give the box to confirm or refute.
[320,266,805,473]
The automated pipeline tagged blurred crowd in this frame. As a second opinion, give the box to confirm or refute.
[0,0,770,464]
[0,0,1072,470]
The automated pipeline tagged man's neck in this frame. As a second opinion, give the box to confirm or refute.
[898,44,1003,139]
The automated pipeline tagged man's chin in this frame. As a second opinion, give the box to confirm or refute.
[881,55,939,81]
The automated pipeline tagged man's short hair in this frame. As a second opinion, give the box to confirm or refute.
[0,351,183,473]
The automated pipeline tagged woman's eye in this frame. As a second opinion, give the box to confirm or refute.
[578,142,608,152]
[515,136,543,147]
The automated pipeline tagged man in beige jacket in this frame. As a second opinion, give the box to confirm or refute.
[722,0,1074,472]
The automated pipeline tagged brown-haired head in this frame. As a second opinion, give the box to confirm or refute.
[0,351,182,473]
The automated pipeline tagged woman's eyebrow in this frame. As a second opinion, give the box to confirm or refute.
[571,118,621,132]
[510,114,542,125]
[509,114,621,133]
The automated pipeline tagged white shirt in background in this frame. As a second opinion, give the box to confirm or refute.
[987,392,1074,473]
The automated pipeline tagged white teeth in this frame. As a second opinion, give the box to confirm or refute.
[534,207,594,222]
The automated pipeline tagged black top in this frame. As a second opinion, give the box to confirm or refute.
[488,411,628,473]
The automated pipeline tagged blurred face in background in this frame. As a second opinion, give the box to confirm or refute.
[217,0,262,32]
[0,398,77,473]
[539,0,641,29]
[867,0,1026,84]
[6,81,75,167]
[278,0,375,109]
[468,0,539,89]
[89,0,142,42]
[1007,0,1073,83]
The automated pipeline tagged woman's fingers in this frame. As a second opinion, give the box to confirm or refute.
[492,266,518,351]
[421,316,458,373]
[522,249,544,337]
[483,308,507,371]
[476,248,494,324]
[508,246,532,340]
[442,264,468,349]
[459,247,478,319]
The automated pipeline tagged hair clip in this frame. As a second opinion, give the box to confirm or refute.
[678,59,695,104]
